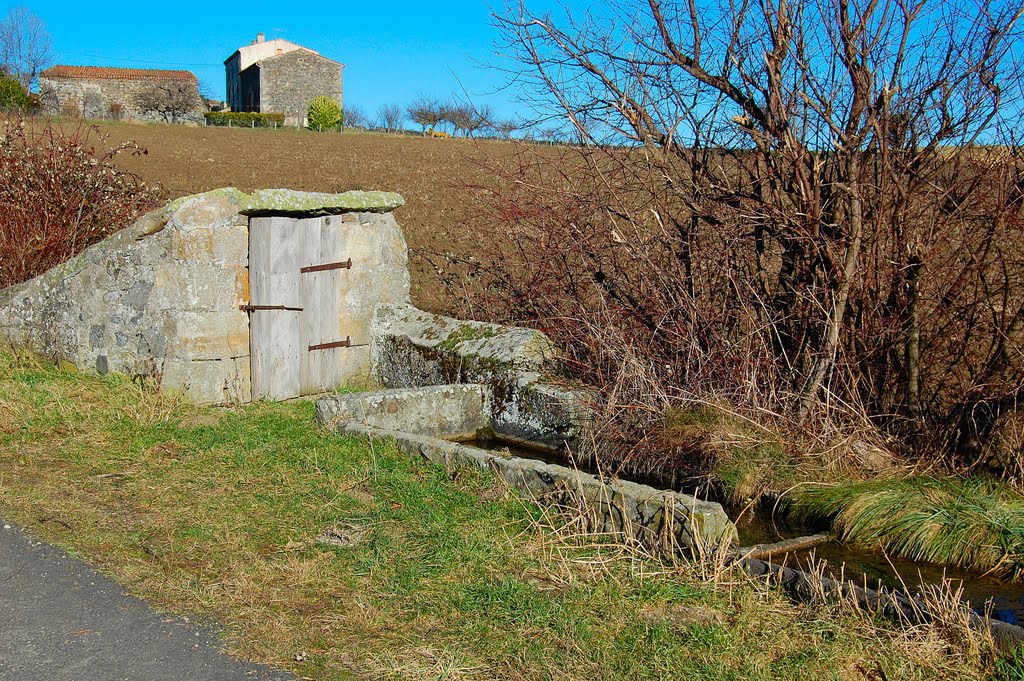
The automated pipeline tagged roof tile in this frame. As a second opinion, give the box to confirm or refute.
[40,65,197,82]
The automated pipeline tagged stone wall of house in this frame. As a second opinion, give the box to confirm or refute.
[39,76,205,124]
[0,188,408,404]
[256,51,342,126]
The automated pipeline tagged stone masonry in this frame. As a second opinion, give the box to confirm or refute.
[254,50,343,126]
[39,66,205,124]
[0,188,407,404]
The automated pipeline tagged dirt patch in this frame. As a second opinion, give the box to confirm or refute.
[316,521,374,548]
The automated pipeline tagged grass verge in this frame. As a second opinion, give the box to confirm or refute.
[0,349,1013,679]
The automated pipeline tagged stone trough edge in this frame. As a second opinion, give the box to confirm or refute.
[329,420,736,552]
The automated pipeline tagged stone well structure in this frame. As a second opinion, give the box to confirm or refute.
[0,188,408,404]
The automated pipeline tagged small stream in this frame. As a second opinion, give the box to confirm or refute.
[734,513,1024,625]
[458,435,1024,625]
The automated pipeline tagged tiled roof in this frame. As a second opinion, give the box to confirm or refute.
[40,65,198,82]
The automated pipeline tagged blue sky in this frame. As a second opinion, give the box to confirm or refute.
[24,0,543,122]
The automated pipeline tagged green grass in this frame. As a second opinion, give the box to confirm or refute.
[0,349,1008,679]
[790,477,1024,579]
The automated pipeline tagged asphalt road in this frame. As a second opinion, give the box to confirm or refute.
[0,521,293,681]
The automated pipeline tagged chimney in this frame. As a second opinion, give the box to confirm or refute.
[257,32,265,43]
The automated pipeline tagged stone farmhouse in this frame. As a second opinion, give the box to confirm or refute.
[38,66,205,124]
[224,33,343,127]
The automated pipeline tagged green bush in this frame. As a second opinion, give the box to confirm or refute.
[307,96,343,131]
[0,75,31,112]
[203,111,286,128]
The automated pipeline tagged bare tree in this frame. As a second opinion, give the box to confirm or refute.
[375,102,405,133]
[407,94,444,135]
[482,0,1024,467]
[344,104,368,129]
[0,7,52,90]
[136,82,202,124]
[492,118,520,137]
[464,104,494,138]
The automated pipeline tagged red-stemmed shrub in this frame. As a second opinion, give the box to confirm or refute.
[0,116,163,288]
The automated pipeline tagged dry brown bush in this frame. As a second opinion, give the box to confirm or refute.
[0,116,163,288]
[435,0,1024,479]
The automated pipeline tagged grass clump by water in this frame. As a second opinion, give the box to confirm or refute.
[661,405,797,504]
[790,477,1024,579]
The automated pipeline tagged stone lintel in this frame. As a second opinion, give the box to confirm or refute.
[238,189,405,217]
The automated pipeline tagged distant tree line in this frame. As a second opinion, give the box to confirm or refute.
[341,95,522,139]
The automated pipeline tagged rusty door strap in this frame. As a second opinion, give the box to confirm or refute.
[300,259,353,274]
[308,337,352,351]
[239,304,304,312]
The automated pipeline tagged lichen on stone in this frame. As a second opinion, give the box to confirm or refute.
[239,189,405,216]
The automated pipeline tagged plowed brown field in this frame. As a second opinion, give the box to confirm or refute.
[89,121,511,311]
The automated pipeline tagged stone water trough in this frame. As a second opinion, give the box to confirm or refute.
[317,319,736,553]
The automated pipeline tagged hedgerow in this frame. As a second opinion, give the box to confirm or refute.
[203,111,286,128]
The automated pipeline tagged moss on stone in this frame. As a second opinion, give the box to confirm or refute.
[239,189,405,216]
[439,323,498,354]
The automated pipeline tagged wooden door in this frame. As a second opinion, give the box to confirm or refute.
[248,216,350,401]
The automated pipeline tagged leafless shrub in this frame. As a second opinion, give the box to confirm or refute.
[451,0,1024,475]
[0,116,164,288]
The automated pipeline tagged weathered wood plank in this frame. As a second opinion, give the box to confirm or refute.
[249,216,303,401]
[318,215,345,391]
[299,217,323,395]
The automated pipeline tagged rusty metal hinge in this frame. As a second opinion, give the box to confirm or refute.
[309,337,352,351]
[300,258,353,274]
[239,304,304,312]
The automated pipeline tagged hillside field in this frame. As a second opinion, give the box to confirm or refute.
[87,121,510,311]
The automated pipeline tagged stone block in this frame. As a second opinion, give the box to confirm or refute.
[371,304,556,388]
[213,224,250,265]
[316,384,491,439]
[168,189,247,229]
[490,378,595,451]
[172,309,249,358]
[171,228,215,261]
[153,263,241,313]
[162,356,249,405]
